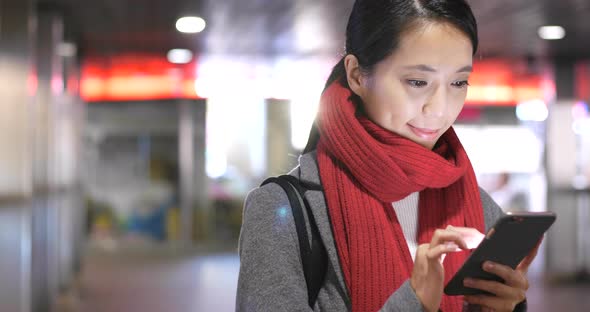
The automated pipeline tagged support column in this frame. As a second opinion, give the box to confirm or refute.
[179,100,195,244]
[266,99,295,176]
[178,99,208,243]
[57,51,83,290]
[31,8,64,312]
[0,0,35,197]
[546,58,590,279]
[34,7,63,190]
[0,1,36,312]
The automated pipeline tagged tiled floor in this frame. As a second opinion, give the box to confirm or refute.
[72,246,240,312]
[61,244,590,312]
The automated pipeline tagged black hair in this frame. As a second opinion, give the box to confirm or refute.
[302,0,478,153]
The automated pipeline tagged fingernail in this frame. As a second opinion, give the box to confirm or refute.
[446,242,459,251]
[484,262,494,270]
[463,278,475,286]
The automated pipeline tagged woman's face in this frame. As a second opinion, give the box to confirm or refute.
[351,22,473,150]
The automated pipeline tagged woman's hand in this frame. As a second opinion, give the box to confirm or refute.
[411,226,483,312]
[463,238,543,311]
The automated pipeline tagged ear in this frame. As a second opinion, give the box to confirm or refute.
[344,54,367,98]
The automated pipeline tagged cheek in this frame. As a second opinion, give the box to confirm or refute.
[389,91,429,127]
[376,93,416,129]
[365,80,426,130]
[448,93,467,119]
[377,84,420,117]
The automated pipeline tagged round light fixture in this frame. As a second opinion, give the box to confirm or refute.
[167,49,193,64]
[176,16,206,34]
[538,25,565,40]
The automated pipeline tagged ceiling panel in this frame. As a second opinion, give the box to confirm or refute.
[43,0,590,59]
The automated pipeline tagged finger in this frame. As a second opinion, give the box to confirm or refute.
[483,262,528,289]
[414,244,430,262]
[464,295,516,312]
[446,225,485,249]
[517,237,544,274]
[430,229,468,250]
[426,242,461,261]
[463,278,526,302]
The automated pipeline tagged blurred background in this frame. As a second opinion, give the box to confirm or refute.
[1,0,590,311]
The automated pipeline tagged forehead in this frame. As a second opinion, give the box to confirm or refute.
[388,22,473,69]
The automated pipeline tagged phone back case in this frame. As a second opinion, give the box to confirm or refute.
[444,212,556,296]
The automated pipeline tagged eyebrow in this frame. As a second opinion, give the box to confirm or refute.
[403,64,473,73]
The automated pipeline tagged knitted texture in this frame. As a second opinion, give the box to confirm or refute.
[316,82,485,312]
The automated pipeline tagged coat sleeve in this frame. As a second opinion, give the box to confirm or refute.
[236,183,314,312]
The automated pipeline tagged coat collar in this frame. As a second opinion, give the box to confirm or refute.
[297,150,322,187]
[294,151,350,302]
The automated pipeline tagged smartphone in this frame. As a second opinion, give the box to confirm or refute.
[444,212,556,296]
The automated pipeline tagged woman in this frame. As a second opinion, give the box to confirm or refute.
[237,0,537,311]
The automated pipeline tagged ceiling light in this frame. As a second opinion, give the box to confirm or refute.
[538,25,565,40]
[167,49,193,64]
[176,16,206,34]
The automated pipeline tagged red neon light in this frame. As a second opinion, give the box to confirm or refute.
[81,56,546,105]
[80,54,199,101]
[465,59,545,106]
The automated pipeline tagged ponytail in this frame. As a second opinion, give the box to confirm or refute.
[324,57,348,90]
[302,57,348,154]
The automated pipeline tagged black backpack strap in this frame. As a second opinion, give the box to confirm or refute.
[279,175,328,306]
[261,175,328,308]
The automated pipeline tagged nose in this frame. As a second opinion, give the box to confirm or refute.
[423,86,447,118]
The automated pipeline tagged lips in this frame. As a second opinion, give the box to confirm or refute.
[408,124,440,140]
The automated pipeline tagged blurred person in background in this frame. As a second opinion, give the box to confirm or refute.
[237,0,538,311]
[488,172,529,213]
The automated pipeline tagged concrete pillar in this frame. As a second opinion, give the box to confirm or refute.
[266,99,296,176]
[0,206,32,312]
[546,58,590,278]
[179,100,195,243]
[0,0,35,197]
[178,99,208,243]
[31,8,65,312]
[65,58,86,287]
[54,44,84,292]
[34,8,63,190]
[0,1,36,312]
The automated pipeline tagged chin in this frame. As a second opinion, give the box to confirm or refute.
[419,142,435,150]
[416,136,439,150]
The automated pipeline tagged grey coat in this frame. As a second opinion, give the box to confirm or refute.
[237,151,504,311]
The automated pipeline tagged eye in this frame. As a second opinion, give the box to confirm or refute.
[452,80,470,88]
[407,80,428,88]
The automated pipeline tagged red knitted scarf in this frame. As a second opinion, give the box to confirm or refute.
[316,82,485,312]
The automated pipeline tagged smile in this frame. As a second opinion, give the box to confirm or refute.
[408,124,440,140]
